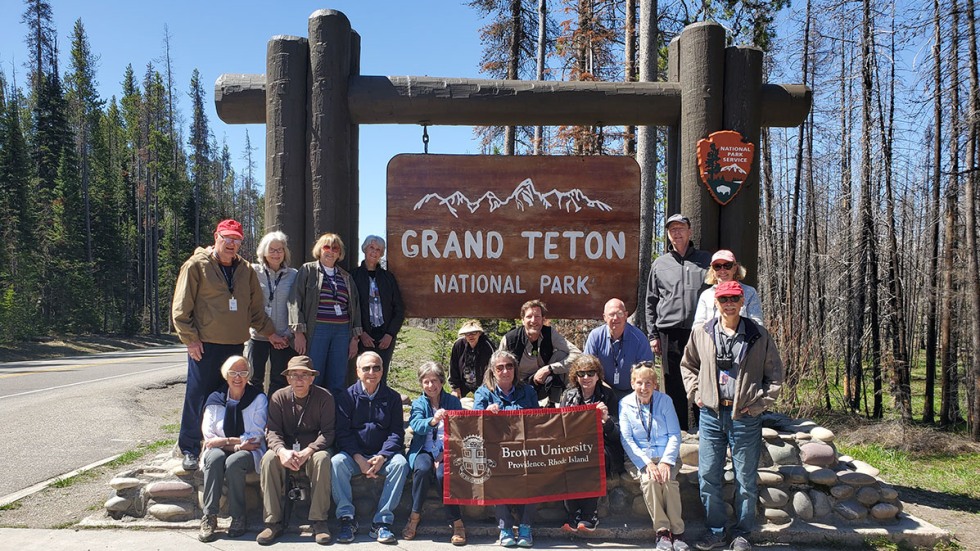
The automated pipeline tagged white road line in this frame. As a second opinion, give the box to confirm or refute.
[0,363,184,401]
[0,453,124,508]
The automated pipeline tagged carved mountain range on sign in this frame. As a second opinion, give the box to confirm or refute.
[413,178,613,218]
[720,163,747,176]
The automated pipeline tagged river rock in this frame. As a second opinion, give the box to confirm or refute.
[724,469,736,483]
[880,485,899,501]
[856,486,881,506]
[851,460,880,477]
[607,487,631,513]
[810,489,832,517]
[871,502,900,520]
[104,495,132,512]
[679,442,699,467]
[762,427,780,440]
[799,442,836,466]
[838,472,877,487]
[765,507,792,524]
[808,468,837,486]
[837,454,854,463]
[810,427,835,442]
[757,470,784,486]
[758,487,789,508]
[147,501,195,522]
[833,499,868,521]
[631,495,649,517]
[792,491,814,520]
[145,480,194,498]
[109,477,141,490]
[766,440,799,465]
[777,465,809,484]
[830,484,855,500]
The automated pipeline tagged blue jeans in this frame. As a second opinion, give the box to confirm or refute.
[410,451,461,521]
[331,451,409,525]
[698,406,762,538]
[495,503,536,529]
[309,322,351,392]
[178,342,243,456]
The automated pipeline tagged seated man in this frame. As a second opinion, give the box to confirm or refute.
[331,351,408,544]
[498,299,580,405]
[257,356,335,546]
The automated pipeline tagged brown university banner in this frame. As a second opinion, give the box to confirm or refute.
[442,406,606,505]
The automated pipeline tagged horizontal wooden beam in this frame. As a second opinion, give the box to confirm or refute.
[215,73,809,128]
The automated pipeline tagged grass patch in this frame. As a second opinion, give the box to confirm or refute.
[104,439,176,469]
[160,423,179,434]
[388,325,439,397]
[0,502,21,511]
[836,441,980,501]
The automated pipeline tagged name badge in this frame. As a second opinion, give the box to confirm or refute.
[229,298,238,312]
[265,304,273,316]
[334,304,342,316]
[720,371,731,385]
[613,370,620,386]
[293,441,301,452]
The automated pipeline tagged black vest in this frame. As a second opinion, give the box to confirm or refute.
[505,325,554,364]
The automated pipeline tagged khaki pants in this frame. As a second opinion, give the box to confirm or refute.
[260,449,332,524]
[627,459,684,535]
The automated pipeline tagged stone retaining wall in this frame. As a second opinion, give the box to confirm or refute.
[103,413,902,528]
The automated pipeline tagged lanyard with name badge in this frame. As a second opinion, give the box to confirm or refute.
[213,259,238,312]
[265,269,284,316]
[319,265,343,316]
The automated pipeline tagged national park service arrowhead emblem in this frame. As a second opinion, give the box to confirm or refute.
[696,130,755,206]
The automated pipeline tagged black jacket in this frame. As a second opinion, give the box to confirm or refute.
[351,262,405,338]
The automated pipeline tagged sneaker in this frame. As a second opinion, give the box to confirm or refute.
[730,536,753,551]
[182,453,199,471]
[517,524,533,548]
[337,516,358,544]
[312,520,332,545]
[499,527,517,547]
[672,534,691,551]
[256,523,282,546]
[560,522,578,535]
[656,530,674,551]
[228,517,246,538]
[198,514,217,543]
[577,519,597,534]
[695,532,726,551]
[370,523,397,544]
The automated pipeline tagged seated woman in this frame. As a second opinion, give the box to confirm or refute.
[449,319,496,398]
[473,350,539,548]
[559,354,622,534]
[619,361,687,551]
[199,355,268,542]
[403,362,466,545]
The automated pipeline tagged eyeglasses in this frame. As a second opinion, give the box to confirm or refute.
[360,364,383,373]
[493,363,516,371]
[227,370,249,378]
[218,234,242,245]
[286,373,314,380]
[577,370,597,378]
[268,247,285,254]
[712,262,734,270]
[717,296,742,304]
[322,244,342,251]
[463,331,480,337]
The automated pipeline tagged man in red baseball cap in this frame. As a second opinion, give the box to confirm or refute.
[172,219,288,473]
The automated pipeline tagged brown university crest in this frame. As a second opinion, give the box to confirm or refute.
[696,130,755,206]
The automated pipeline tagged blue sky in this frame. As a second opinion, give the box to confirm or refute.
[0,1,489,260]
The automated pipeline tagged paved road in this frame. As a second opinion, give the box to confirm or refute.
[0,347,187,497]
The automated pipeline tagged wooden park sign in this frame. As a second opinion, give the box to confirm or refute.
[697,130,755,206]
[386,154,640,319]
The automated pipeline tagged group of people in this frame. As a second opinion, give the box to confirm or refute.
[171,215,783,551]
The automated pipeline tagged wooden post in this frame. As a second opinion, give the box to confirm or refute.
[307,9,354,269]
[349,30,361,269]
[666,37,681,224]
[265,35,308,256]
[678,22,725,254]
[720,45,764,287]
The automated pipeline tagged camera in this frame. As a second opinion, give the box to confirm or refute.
[287,480,306,501]
[717,358,733,373]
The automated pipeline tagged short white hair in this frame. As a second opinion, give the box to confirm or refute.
[361,235,386,253]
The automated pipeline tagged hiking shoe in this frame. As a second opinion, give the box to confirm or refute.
[560,522,578,535]
[228,516,246,537]
[312,520,332,545]
[337,516,358,543]
[517,524,533,548]
[695,531,726,550]
[656,530,674,550]
[182,453,199,471]
[499,527,517,547]
[198,514,217,543]
[672,534,691,551]
[730,536,753,551]
[256,523,282,546]
[370,523,396,544]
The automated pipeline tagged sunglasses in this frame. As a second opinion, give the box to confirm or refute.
[322,244,342,251]
[218,234,243,245]
[712,262,734,270]
[577,370,597,378]
[493,363,516,371]
[717,295,743,304]
[463,331,481,337]
[360,364,383,373]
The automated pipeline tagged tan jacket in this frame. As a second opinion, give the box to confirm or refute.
[680,317,783,419]
[288,261,362,339]
[171,248,276,345]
